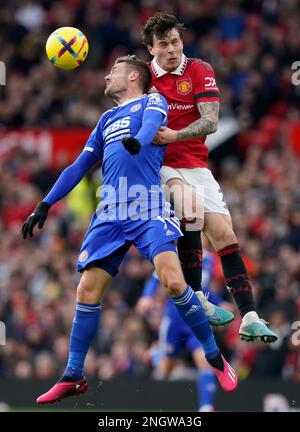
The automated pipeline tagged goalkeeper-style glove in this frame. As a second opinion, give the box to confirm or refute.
[122,137,141,155]
[22,201,50,239]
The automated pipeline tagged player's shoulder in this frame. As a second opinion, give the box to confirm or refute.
[100,107,117,125]
[102,107,117,117]
[146,90,166,101]
[187,57,215,73]
[146,91,167,106]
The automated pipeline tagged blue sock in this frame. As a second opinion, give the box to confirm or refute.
[197,369,217,411]
[171,286,220,361]
[63,302,101,380]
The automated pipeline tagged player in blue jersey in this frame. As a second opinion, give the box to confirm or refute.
[137,249,232,411]
[22,55,237,404]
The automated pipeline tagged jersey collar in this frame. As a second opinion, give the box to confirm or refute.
[117,95,145,107]
[151,54,188,78]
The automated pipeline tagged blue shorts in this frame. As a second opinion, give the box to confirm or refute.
[159,315,201,357]
[77,211,182,276]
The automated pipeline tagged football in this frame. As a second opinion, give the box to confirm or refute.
[45,27,89,70]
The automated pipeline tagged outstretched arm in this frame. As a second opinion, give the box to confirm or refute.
[178,100,219,139]
[43,150,99,206]
[22,150,99,238]
[154,100,220,144]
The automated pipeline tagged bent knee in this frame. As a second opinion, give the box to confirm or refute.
[160,269,185,297]
[167,280,186,297]
[77,278,96,300]
[77,270,100,302]
[220,230,236,246]
[210,227,237,250]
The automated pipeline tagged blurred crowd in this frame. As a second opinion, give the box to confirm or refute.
[1,0,300,128]
[1,0,300,385]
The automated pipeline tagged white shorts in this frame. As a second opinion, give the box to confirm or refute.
[160,166,230,216]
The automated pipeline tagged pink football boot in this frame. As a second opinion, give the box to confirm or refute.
[36,378,88,404]
[211,356,238,392]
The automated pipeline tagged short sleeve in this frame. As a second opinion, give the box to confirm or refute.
[192,60,220,103]
[145,93,168,125]
[83,118,104,160]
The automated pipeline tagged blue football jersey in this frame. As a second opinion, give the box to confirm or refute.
[83,94,168,212]
[202,251,216,291]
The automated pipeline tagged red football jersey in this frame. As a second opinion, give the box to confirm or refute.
[149,54,220,168]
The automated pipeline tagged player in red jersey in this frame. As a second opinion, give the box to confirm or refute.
[142,13,277,343]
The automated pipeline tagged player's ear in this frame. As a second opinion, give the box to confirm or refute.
[147,44,154,56]
[128,70,139,82]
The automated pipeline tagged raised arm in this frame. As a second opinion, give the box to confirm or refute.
[122,94,167,154]
[154,100,219,144]
[136,108,166,145]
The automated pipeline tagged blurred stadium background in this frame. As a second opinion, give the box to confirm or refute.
[0,0,300,412]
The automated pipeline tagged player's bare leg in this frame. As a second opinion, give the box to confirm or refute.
[153,250,237,392]
[204,212,278,343]
[165,178,234,326]
[166,177,204,228]
[155,356,177,379]
[76,266,112,303]
[36,267,112,404]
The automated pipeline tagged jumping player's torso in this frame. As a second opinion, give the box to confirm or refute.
[150,54,219,169]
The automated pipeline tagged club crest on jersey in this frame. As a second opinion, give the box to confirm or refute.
[148,93,163,106]
[79,250,89,262]
[130,103,141,112]
[176,78,192,95]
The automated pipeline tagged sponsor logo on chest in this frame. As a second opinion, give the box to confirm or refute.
[168,103,194,110]
[103,116,131,138]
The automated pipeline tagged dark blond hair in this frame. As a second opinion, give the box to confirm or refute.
[115,55,151,93]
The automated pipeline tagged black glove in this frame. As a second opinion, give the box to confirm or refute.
[122,137,141,155]
[22,201,50,239]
